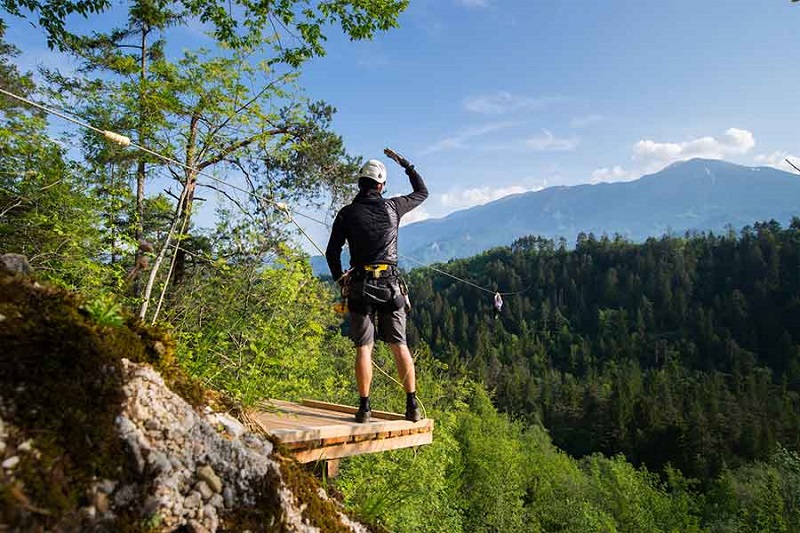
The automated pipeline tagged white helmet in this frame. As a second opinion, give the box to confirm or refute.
[358,159,387,184]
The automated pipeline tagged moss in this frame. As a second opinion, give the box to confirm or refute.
[218,467,285,532]
[278,458,354,533]
[0,271,205,529]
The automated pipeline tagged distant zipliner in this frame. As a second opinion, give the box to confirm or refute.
[494,292,503,319]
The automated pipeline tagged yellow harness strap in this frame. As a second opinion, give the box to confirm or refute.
[364,264,390,279]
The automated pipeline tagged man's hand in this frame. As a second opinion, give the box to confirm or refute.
[384,147,411,169]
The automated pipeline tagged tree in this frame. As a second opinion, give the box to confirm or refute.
[1,0,408,64]
[19,0,399,317]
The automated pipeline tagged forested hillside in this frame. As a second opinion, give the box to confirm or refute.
[3,0,800,530]
[406,222,800,485]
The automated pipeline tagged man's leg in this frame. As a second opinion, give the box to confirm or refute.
[389,343,421,422]
[355,343,374,397]
[388,343,415,393]
[350,309,375,423]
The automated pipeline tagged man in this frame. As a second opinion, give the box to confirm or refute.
[326,148,428,423]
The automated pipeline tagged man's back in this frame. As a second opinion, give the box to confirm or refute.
[326,165,427,280]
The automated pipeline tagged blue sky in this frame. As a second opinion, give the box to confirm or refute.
[297,0,800,224]
[5,0,800,252]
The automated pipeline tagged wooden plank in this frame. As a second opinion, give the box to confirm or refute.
[256,402,355,423]
[293,432,434,463]
[262,399,352,422]
[263,421,431,444]
[248,408,432,444]
[300,399,408,421]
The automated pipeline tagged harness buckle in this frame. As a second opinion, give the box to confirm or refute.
[364,263,390,279]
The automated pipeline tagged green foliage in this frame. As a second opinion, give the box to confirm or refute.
[704,447,800,533]
[81,292,124,327]
[165,254,351,405]
[3,0,408,60]
[0,29,121,295]
[406,224,800,484]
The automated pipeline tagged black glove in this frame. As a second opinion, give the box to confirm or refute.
[384,147,411,169]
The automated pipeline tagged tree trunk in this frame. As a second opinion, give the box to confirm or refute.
[170,113,200,286]
[133,24,148,295]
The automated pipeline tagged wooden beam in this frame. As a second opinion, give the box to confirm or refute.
[293,432,433,463]
[249,413,432,444]
[300,399,408,421]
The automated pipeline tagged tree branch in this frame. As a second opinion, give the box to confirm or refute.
[197,128,289,170]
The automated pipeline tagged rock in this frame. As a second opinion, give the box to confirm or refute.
[0,253,31,275]
[2,456,20,469]
[115,415,137,437]
[205,412,245,439]
[148,451,172,475]
[243,434,273,457]
[196,465,222,494]
[114,484,136,507]
[184,491,203,510]
[17,440,33,453]
[153,341,165,356]
[209,493,224,509]
[222,486,234,509]
[0,313,5,322]
[195,481,213,501]
[187,519,210,533]
[203,504,219,530]
[97,479,117,495]
[95,491,109,514]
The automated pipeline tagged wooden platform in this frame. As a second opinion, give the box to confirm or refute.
[247,399,433,463]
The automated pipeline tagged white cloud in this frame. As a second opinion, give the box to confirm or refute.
[591,166,633,183]
[633,128,755,170]
[754,151,800,173]
[570,114,604,128]
[400,207,433,226]
[440,183,544,209]
[420,121,515,155]
[592,128,757,184]
[524,130,579,152]
[463,91,565,115]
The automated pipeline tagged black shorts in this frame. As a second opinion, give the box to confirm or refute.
[347,278,407,346]
[350,307,407,347]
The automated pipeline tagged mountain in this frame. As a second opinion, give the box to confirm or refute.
[398,158,800,264]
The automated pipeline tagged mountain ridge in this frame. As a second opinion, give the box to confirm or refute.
[397,158,800,264]
[312,159,800,274]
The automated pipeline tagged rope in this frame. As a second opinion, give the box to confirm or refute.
[0,87,326,255]
[399,254,528,296]
[370,355,428,420]
[1,84,509,415]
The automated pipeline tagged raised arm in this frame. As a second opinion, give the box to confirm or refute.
[384,147,428,218]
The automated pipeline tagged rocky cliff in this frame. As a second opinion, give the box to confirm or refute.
[0,265,368,532]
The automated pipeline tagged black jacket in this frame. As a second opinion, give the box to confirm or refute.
[326,166,428,281]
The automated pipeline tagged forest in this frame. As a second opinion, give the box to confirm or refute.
[1,0,799,531]
[406,225,800,487]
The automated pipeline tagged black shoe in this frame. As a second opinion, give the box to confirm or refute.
[405,407,422,422]
[355,408,371,423]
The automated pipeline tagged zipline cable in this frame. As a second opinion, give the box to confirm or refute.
[0,87,325,255]
[1,86,528,299]
[1,85,427,403]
